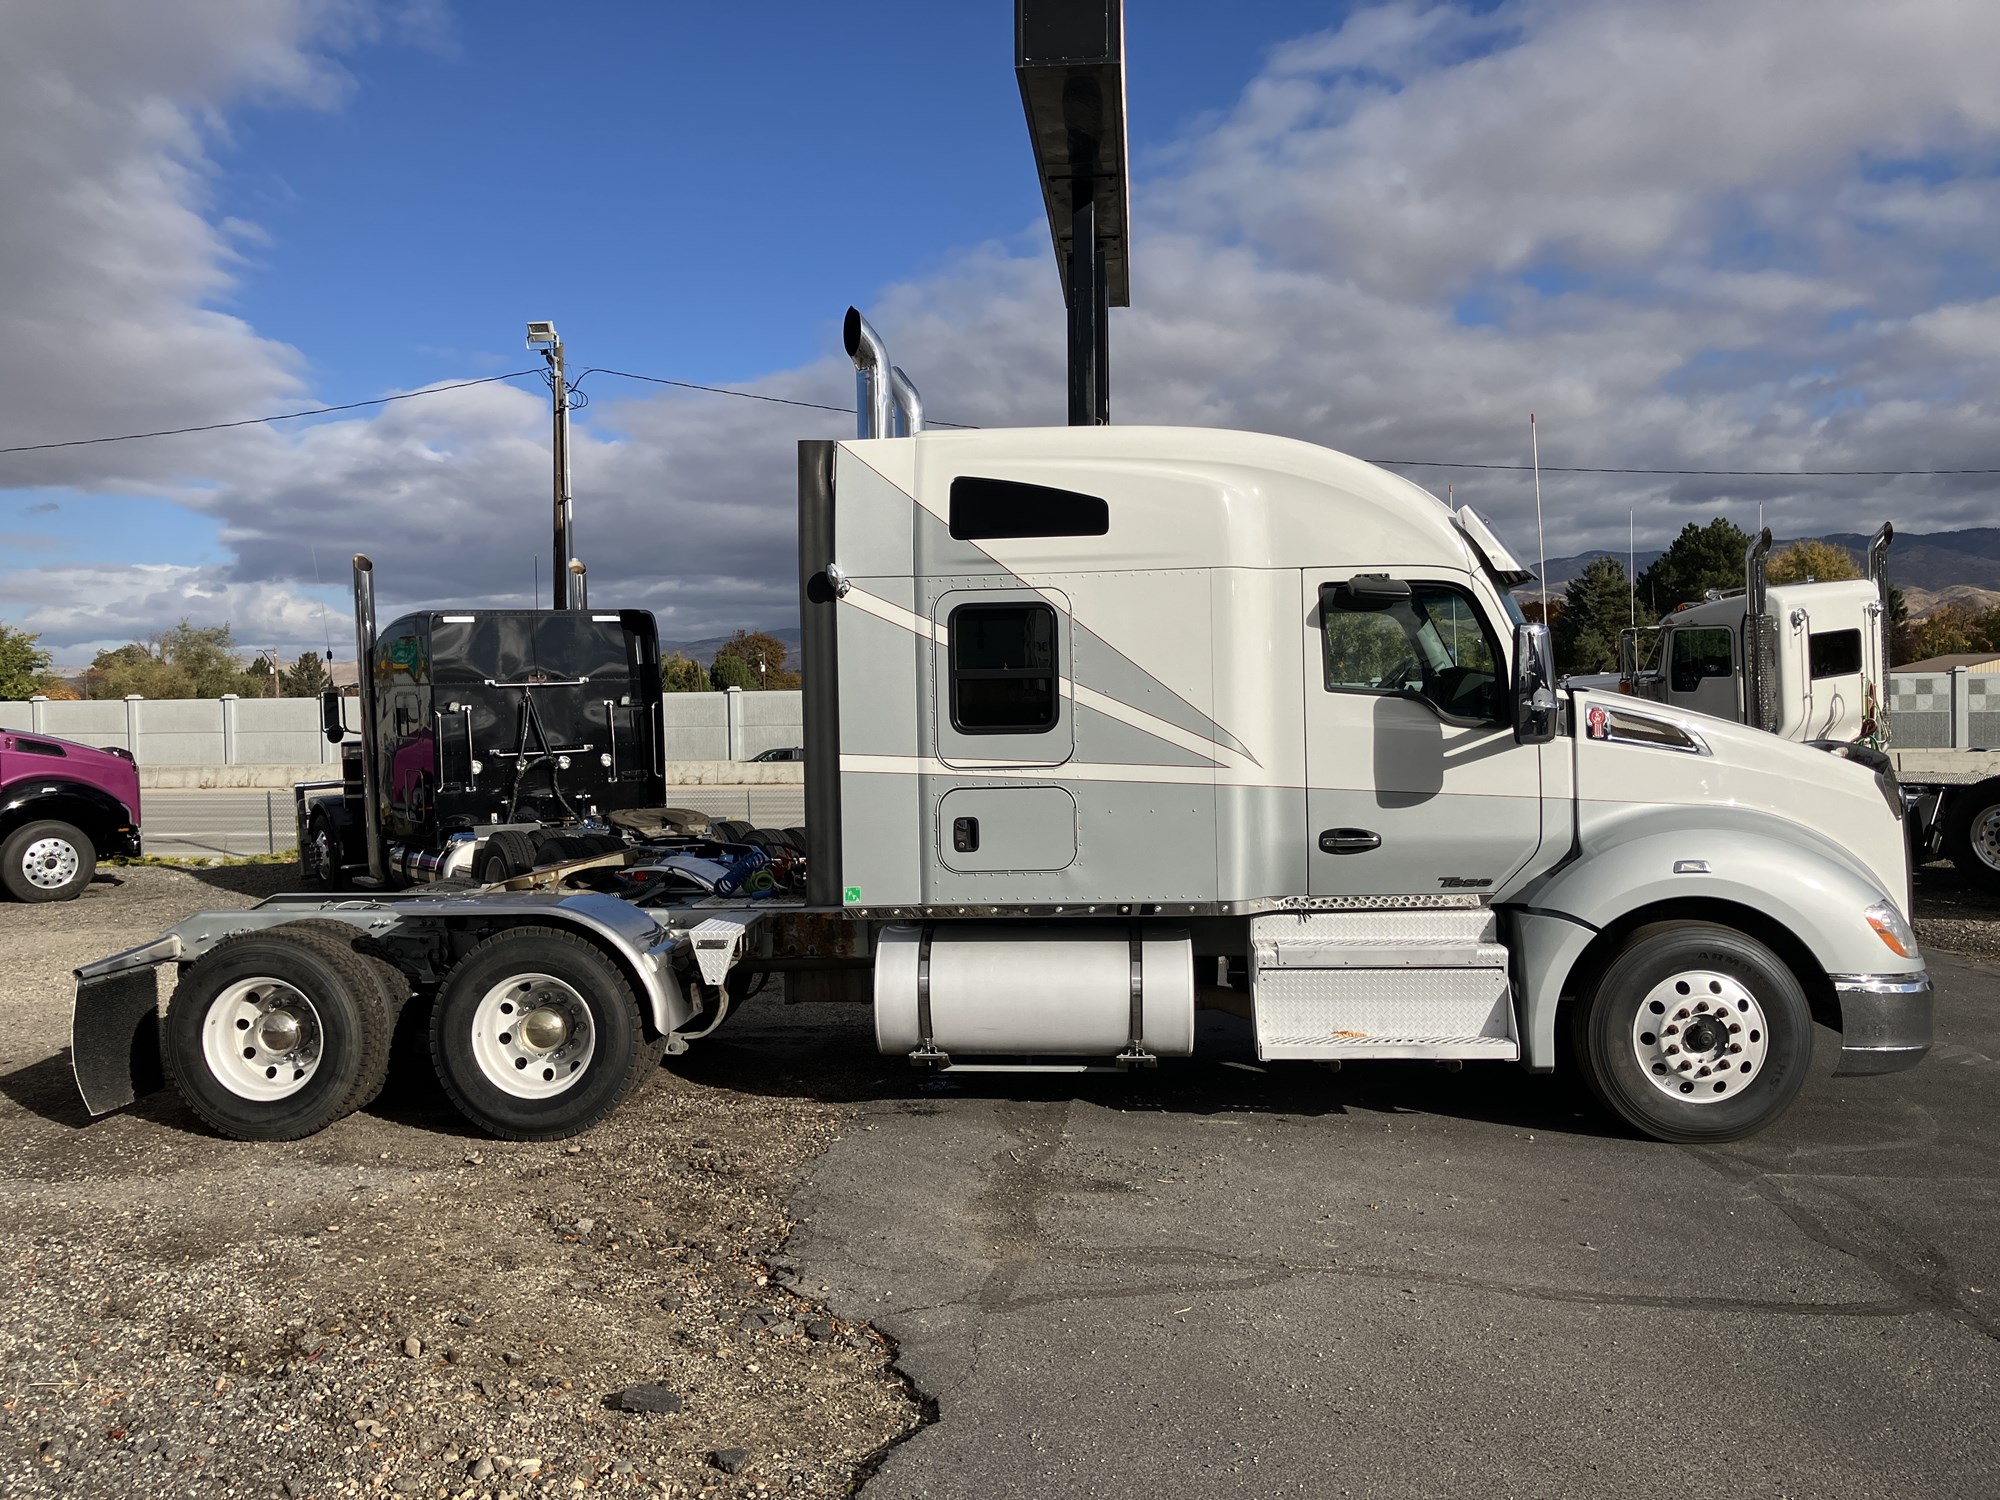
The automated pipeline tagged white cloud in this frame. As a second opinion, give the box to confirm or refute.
[8,0,2000,656]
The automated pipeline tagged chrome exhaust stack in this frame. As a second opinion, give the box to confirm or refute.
[569,557,588,610]
[1743,528,1776,733]
[843,307,924,438]
[889,366,925,436]
[350,554,388,886]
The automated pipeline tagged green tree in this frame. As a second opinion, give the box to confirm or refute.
[713,629,799,689]
[1767,537,1860,585]
[1552,556,1632,676]
[709,651,758,691]
[1636,518,1753,617]
[661,652,707,692]
[85,620,261,698]
[0,622,56,700]
[283,650,332,697]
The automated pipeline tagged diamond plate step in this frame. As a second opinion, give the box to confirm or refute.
[1251,965,1518,1062]
[1252,909,1505,971]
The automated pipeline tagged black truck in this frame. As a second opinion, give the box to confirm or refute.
[298,561,667,888]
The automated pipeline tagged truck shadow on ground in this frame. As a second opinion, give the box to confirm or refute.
[666,998,1626,1142]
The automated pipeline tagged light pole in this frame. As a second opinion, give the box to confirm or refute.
[526,321,574,610]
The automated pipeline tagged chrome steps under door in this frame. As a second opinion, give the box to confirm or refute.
[1249,906,1519,1061]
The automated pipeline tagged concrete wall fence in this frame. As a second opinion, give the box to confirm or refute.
[1889,669,1997,751]
[0,688,805,767]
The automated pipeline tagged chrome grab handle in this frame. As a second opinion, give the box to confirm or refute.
[603,699,619,779]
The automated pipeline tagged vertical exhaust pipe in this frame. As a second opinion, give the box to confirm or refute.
[1743,528,1775,733]
[889,366,925,436]
[350,555,388,886]
[569,557,588,610]
[1867,522,1895,740]
[843,307,893,439]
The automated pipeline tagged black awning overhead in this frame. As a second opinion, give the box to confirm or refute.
[1015,0,1131,309]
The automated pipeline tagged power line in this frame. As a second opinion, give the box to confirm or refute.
[0,371,545,456]
[572,367,980,428]
[6,363,1992,470]
[1368,457,2000,478]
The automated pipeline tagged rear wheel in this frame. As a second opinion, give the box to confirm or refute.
[1572,922,1813,1144]
[430,926,649,1140]
[269,920,412,1112]
[2,819,95,902]
[163,929,392,1140]
[1943,784,2000,894]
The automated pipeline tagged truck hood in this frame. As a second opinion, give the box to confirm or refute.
[1568,689,1909,911]
[3,732,141,819]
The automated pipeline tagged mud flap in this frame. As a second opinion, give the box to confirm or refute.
[72,969,166,1115]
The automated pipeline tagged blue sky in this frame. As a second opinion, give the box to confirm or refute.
[4,0,1999,664]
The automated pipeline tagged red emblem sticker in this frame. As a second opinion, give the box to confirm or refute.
[1586,704,1610,740]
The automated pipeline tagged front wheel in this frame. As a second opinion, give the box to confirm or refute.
[1942,784,2000,894]
[429,927,649,1140]
[1572,922,1813,1144]
[1,819,96,902]
[300,811,344,889]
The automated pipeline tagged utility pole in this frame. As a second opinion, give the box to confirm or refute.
[526,321,574,609]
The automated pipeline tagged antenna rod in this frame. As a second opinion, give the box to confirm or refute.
[1531,413,1548,621]
[1629,509,1635,627]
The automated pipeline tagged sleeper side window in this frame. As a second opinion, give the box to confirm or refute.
[1670,628,1734,692]
[1809,628,1862,680]
[949,602,1059,734]
[1319,582,1503,724]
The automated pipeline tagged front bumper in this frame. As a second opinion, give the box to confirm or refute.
[1830,971,1933,1076]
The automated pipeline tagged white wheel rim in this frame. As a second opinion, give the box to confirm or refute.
[311,825,335,880]
[1970,804,2000,873]
[1631,970,1769,1103]
[201,979,323,1101]
[20,835,80,890]
[469,973,596,1098]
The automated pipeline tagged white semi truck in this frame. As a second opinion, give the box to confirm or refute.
[66,310,1931,1149]
[1596,526,2000,890]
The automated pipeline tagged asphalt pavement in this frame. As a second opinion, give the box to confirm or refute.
[692,951,2000,1500]
[136,785,806,860]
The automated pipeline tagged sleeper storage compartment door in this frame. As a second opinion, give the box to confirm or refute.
[875,924,1194,1058]
[936,785,1076,872]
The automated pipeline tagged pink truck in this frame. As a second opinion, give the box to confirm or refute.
[0,731,142,901]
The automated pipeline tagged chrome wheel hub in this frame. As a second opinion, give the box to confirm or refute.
[202,979,323,1101]
[1632,970,1768,1103]
[470,974,595,1099]
[21,836,80,890]
[1970,805,2000,873]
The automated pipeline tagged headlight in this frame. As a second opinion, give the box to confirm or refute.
[1864,900,1917,959]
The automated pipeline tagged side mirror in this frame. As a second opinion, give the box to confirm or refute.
[1513,622,1558,745]
[320,688,348,744]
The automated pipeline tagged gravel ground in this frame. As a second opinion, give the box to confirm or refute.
[0,865,921,1500]
[1911,859,2000,959]
[2,859,1992,1500]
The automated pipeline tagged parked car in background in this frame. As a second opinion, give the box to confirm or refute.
[0,731,142,901]
[749,746,805,762]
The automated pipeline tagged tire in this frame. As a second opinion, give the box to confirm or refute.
[300,811,344,889]
[1942,784,2000,894]
[479,829,540,885]
[1571,921,1814,1144]
[163,929,392,1140]
[1,819,96,902]
[429,926,649,1140]
[269,920,412,1112]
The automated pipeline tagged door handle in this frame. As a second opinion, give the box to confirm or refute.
[1319,828,1381,855]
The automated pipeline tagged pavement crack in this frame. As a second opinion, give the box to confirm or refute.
[1691,1146,2000,1344]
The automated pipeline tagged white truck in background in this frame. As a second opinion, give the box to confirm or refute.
[1601,525,2000,890]
[64,310,1933,1151]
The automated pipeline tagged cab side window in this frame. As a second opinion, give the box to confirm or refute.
[1320,582,1503,724]
[1669,628,1733,692]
